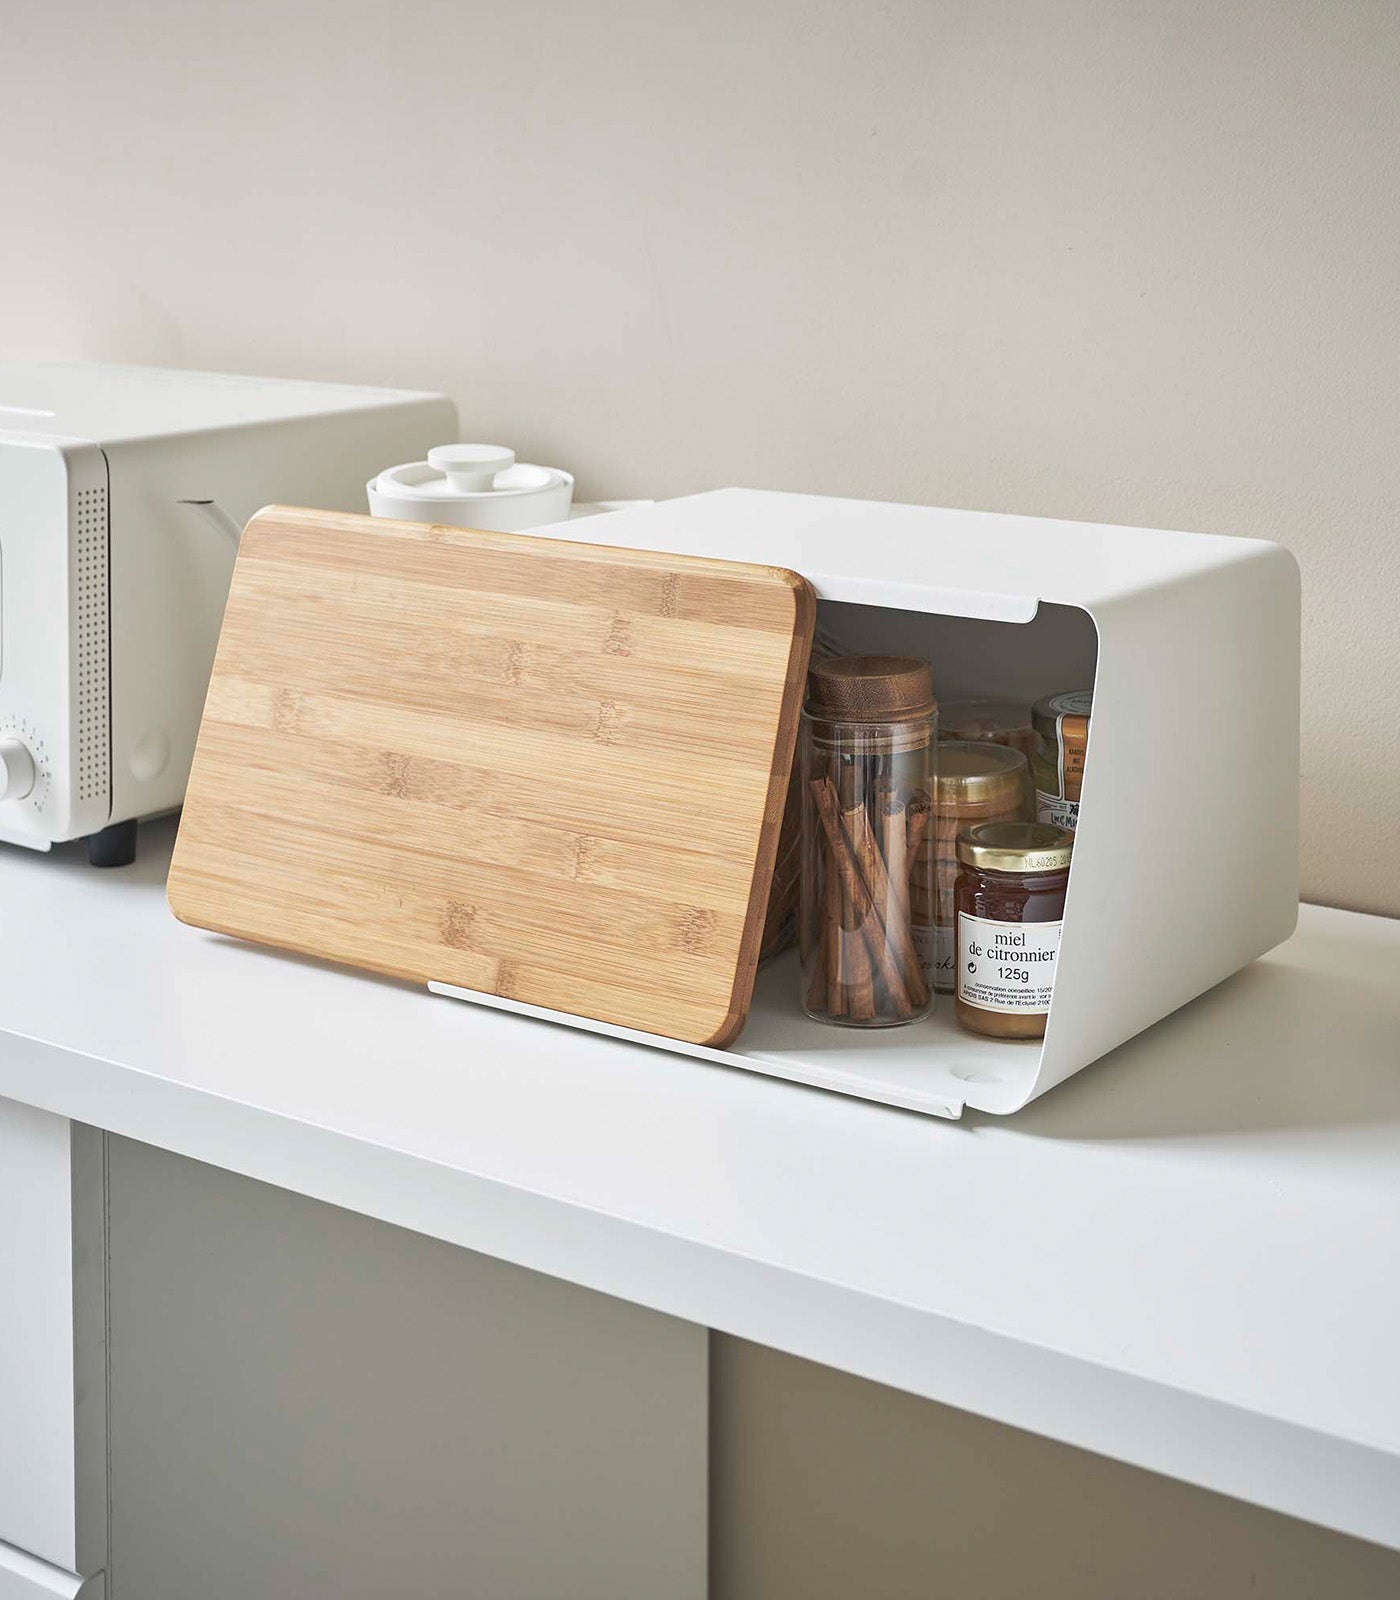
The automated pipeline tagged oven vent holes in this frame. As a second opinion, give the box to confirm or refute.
[75,485,109,805]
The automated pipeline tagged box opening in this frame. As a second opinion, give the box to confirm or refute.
[434,594,1100,1120]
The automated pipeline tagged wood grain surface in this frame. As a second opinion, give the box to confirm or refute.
[168,507,815,1047]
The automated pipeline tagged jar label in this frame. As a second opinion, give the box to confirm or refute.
[912,920,937,983]
[1035,789,1079,831]
[931,921,955,991]
[957,914,1061,1014]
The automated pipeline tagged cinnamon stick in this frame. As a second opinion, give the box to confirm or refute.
[810,778,912,1015]
[842,913,877,1019]
[822,838,848,1015]
[905,801,930,867]
[846,799,929,1008]
[840,800,912,1016]
[881,795,911,928]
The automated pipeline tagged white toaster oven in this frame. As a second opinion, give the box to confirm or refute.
[0,363,455,864]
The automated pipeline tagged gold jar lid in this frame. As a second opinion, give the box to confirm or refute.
[1032,688,1093,739]
[956,821,1074,873]
[934,741,1028,802]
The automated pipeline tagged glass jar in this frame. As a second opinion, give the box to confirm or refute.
[927,742,1031,993]
[799,656,936,1027]
[938,699,1037,761]
[1031,689,1092,831]
[953,821,1073,1040]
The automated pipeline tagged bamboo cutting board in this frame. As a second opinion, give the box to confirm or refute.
[168,506,815,1048]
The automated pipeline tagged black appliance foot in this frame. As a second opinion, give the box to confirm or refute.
[87,819,138,868]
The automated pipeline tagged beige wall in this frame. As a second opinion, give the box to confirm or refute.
[1,0,1397,913]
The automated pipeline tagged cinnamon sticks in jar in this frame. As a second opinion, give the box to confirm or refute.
[799,657,937,1026]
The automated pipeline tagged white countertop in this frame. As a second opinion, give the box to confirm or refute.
[2,819,1398,1548]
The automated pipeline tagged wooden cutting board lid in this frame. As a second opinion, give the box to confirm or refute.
[168,506,815,1048]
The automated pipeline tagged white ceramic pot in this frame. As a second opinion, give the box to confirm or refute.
[367,443,574,531]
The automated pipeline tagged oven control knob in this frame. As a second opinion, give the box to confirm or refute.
[0,736,36,802]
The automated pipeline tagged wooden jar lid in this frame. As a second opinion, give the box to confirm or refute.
[805,655,936,723]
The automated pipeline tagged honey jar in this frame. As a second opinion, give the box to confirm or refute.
[922,741,1030,993]
[953,821,1073,1040]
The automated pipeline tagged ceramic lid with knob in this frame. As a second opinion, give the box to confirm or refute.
[367,442,574,532]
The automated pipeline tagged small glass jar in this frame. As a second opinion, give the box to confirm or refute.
[799,656,936,1027]
[953,821,1073,1040]
[926,742,1030,993]
[1031,689,1092,831]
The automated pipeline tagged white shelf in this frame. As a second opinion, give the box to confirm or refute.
[1,820,1399,1549]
